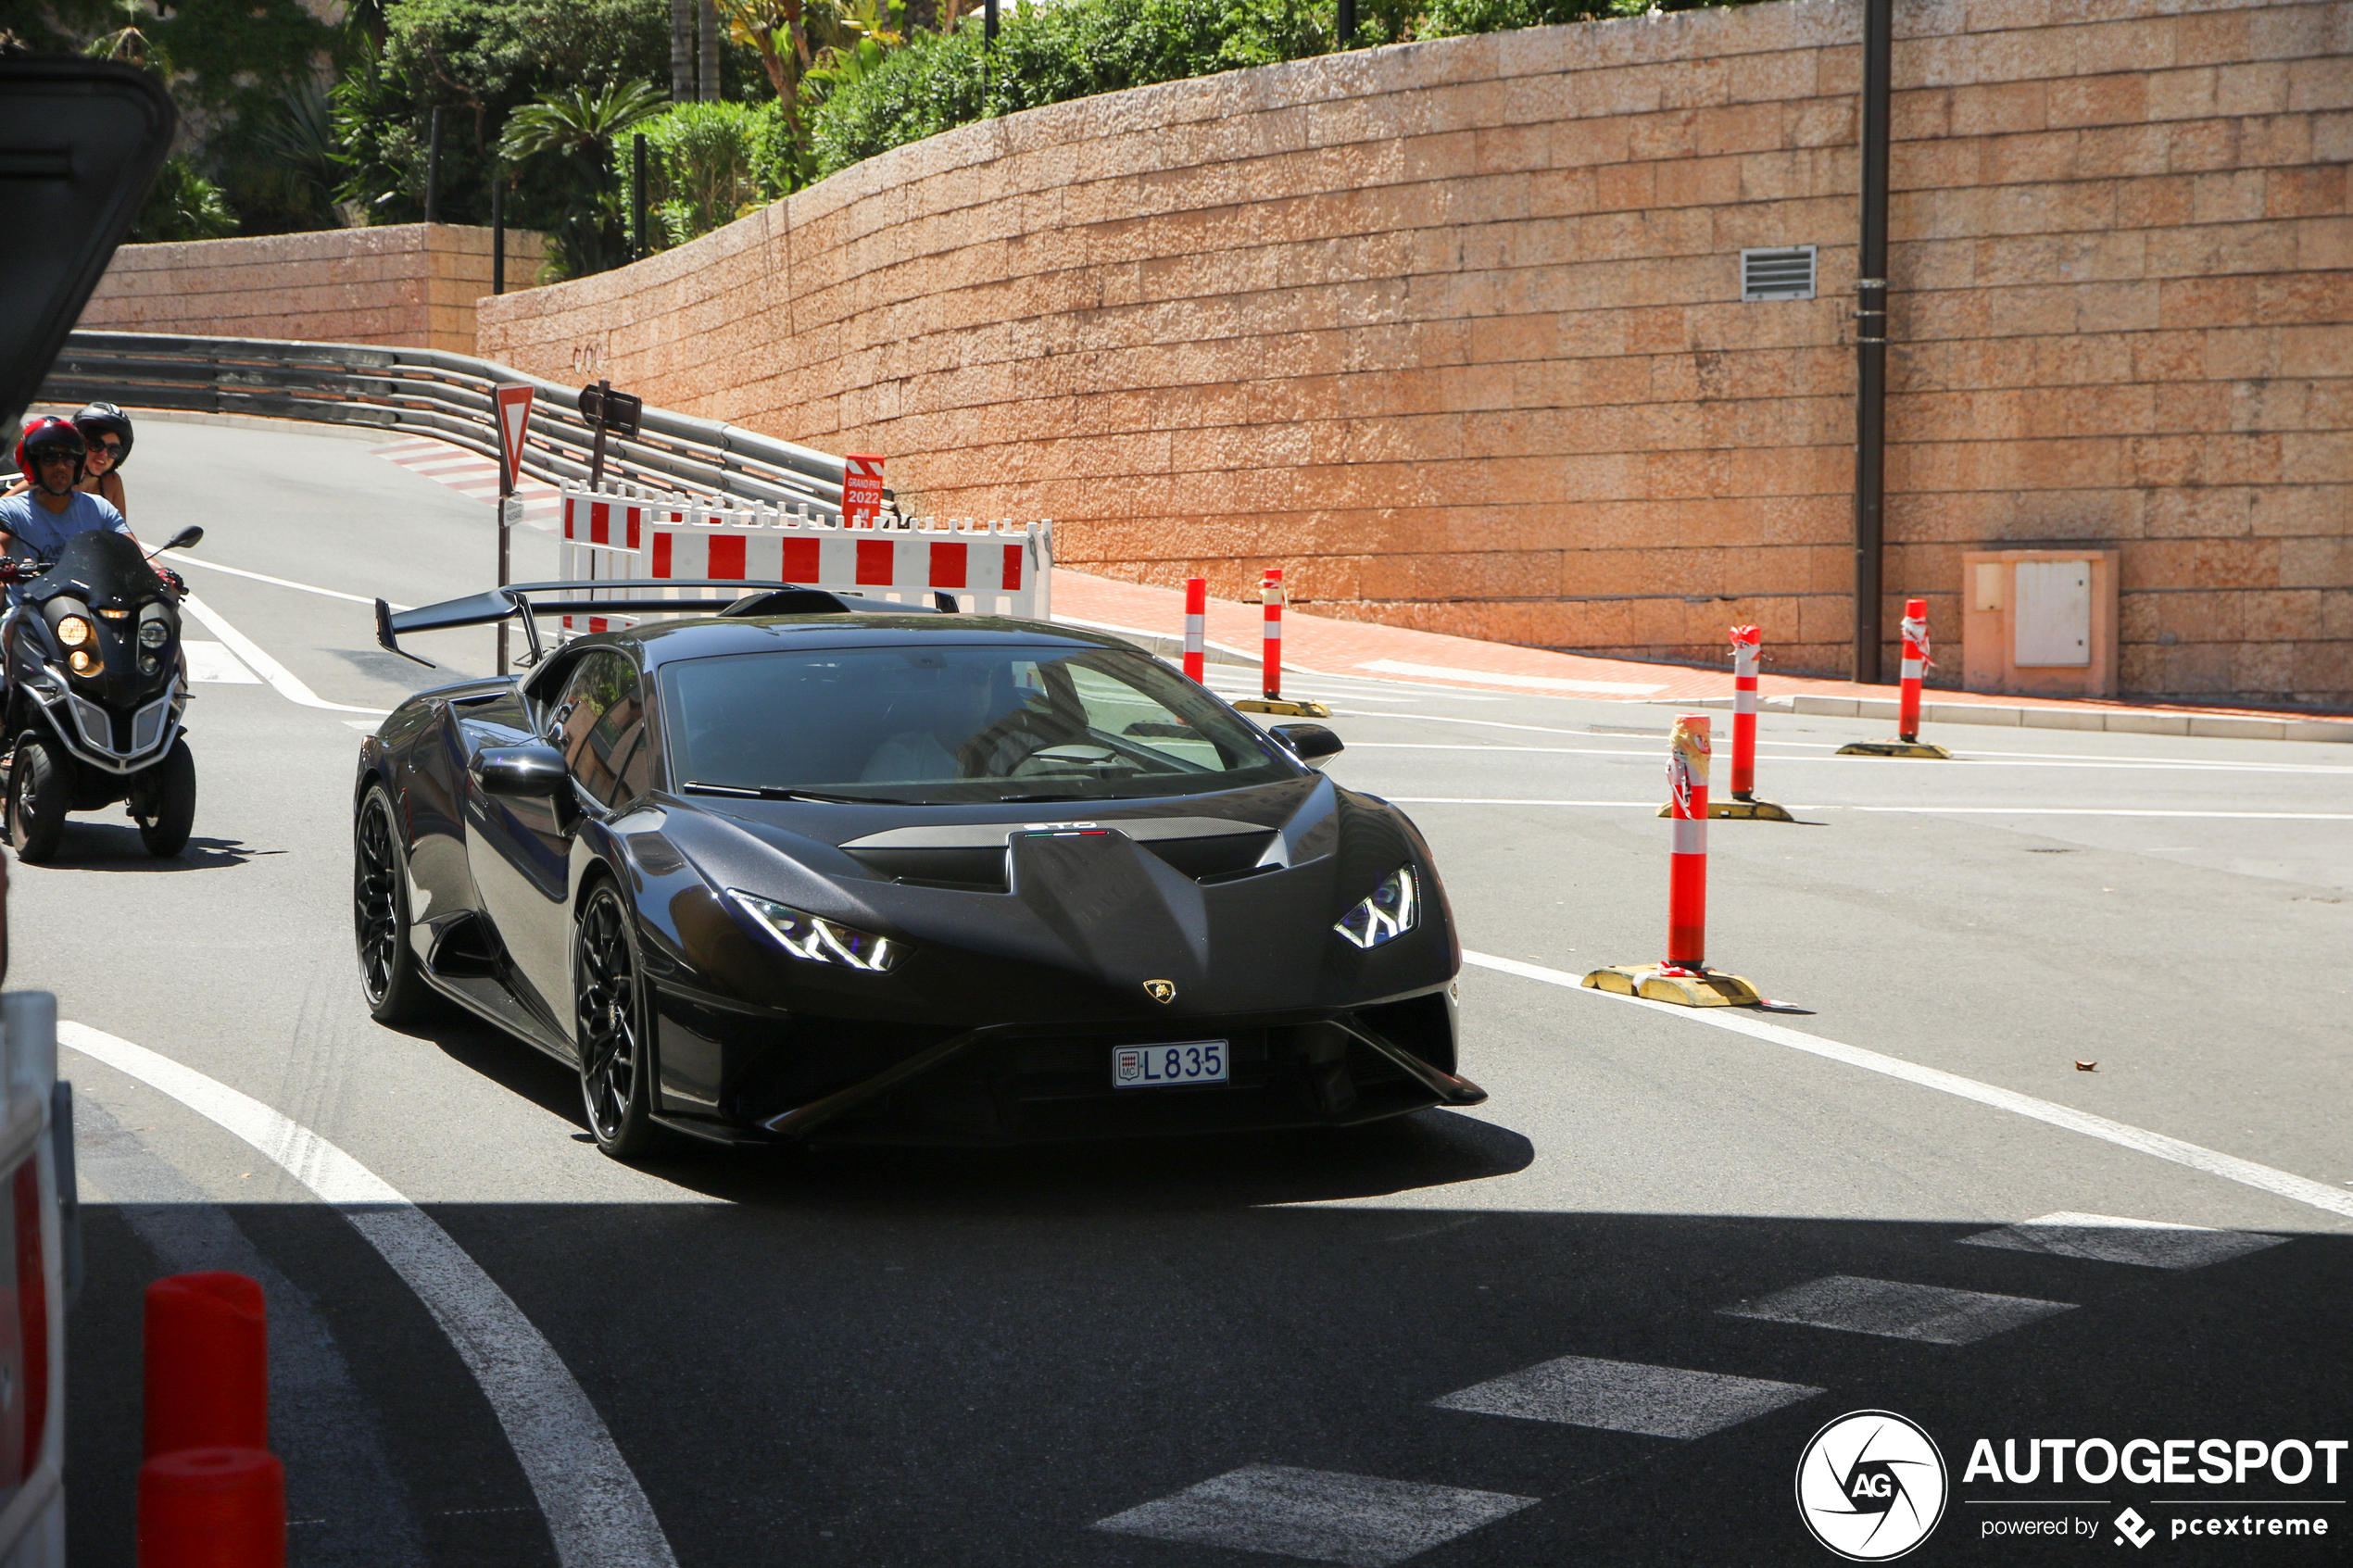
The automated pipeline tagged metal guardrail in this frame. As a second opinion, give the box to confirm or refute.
[36,332,857,510]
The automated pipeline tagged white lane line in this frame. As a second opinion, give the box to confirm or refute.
[1357,658,1667,695]
[1957,1212,2287,1271]
[1431,1355,1821,1438]
[1094,1464,1537,1567]
[59,1022,679,1568]
[175,554,412,611]
[1401,800,2353,821]
[182,640,261,684]
[1720,1275,2075,1345]
[180,593,391,717]
[1459,950,2353,1223]
[1342,743,2353,777]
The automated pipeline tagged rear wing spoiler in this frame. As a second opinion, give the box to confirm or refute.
[373,578,952,669]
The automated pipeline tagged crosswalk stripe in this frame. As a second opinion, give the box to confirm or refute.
[1431,1354,1822,1438]
[1720,1274,2076,1345]
[1957,1211,2287,1271]
[1094,1465,1537,1568]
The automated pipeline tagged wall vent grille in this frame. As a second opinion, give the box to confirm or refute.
[1741,246,1818,301]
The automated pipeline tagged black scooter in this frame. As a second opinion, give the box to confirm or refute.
[1,525,204,860]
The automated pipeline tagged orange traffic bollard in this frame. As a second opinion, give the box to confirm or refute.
[1837,596,1952,758]
[145,1273,267,1459]
[1183,576,1206,682]
[138,1448,285,1568]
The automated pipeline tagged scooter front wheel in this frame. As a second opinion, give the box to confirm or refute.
[7,734,69,863]
[136,738,196,857]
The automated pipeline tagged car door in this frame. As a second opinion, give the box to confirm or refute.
[466,649,648,1035]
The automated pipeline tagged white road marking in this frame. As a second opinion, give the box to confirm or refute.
[174,553,412,610]
[1403,799,2353,820]
[1357,659,1667,694]
[180,593,390,717]
[182,639,260,684]
[1341,742,2353,776]
[1459,950,2353,1223]
[1721,1275,2076,1344]
[1094,1464,1537,1568]
[1957,1212,2287,1271]
[1431,1355,1821,1438]
[59,1022,678,1568]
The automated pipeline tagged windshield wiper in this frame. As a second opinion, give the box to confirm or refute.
[993,792,1102,803]
[685,783,895,804]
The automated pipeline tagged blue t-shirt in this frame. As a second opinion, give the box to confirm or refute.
[0,490,131,558]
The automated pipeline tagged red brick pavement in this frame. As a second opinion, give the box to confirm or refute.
[1052,570,2349,728]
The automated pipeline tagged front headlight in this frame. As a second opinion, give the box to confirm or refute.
[57,615,93,649]
[726,890,905,972]
[139,619,170,648]
[1334,866,1419,949]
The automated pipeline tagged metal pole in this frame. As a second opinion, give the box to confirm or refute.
[424,106,442,225]
[632,132,649,261]
[1340,0,1355,45]
[985,0,999,42]
[589,378,612,491]
[491,176,505,296]
[1852,0,1892,684]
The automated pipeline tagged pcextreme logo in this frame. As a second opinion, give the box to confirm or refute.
[1796,1411,1949,1562]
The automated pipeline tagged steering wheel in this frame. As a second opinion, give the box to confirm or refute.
[1009,743,1125,776]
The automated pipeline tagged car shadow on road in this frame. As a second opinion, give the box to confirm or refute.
[22,829,280,871]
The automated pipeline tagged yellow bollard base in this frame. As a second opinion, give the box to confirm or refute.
[1834,739,1952,759]
[1580,964,1766,1008]
[1233,697,1335,719]
[1655,797,1796,822]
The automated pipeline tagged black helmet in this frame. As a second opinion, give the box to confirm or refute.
[73,401,132,469]
[16,416,85,489]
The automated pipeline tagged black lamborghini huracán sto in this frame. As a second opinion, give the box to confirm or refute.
[354,581,1480,1158]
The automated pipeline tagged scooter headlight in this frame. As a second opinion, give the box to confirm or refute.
[57,615,93,648]
[68,649,100,677]
[1334,866,1419,949]
[139,619,170,648]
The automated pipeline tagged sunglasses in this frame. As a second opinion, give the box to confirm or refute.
[91,441,122,456]
[32,452,79,468]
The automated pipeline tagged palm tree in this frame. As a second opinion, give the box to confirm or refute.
[499,81,669,165]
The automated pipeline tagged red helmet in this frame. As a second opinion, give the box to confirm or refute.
[15,417,85,488]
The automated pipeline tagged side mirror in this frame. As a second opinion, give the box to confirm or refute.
[1270,722,1343,763]
[163,526,202,550]
[472,745,568,798]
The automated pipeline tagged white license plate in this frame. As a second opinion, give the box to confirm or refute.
[1113,1041,1228,1088]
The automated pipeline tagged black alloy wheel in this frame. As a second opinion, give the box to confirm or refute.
[574,884,664,1160]
[354,785,439,1023]
[7,734,69,863]
[134,738,196,857]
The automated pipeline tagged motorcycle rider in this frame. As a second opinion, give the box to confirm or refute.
[0,418,180,592]
[1,402,132,515]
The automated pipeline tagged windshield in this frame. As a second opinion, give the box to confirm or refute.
[661,643,1303,805]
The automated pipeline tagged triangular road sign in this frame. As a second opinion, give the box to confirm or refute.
[495,383,535,495]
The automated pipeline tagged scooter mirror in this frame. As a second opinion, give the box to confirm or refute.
[164,526,203,550]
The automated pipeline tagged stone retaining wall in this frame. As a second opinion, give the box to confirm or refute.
[474,0,2349,706]
[81,223,546,354]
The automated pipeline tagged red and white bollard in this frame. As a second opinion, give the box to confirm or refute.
[1665,714,1710,972]
[1183,577,1206,683]
[1898,596,1931,743]
[1261,568,1283,701]
[1729,625,1761,800]
[145,1272,268,1458]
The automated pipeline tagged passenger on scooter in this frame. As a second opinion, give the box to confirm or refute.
[0,418,180,592]
[0,403,132,515]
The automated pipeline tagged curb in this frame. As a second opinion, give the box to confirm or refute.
[1652,692,2353,745]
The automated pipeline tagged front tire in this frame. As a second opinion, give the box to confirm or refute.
[136,738,196,857]
[354,784,440,1024]
[574,884,667,1160]
[7,734,69,863]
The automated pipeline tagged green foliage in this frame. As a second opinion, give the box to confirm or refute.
[130,157,238,245]
[619,101,790,249]
[500,81,669,278]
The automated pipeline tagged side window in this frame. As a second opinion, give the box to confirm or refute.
[549,652,648,809]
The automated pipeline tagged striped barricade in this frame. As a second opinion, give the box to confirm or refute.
[556,483,1052,633]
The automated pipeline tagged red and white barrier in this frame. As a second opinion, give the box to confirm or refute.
[1665,714,1710,971]
[557,483,1052,633]
[1730,625,1761,800]
[1898,596,1931,743]
[1261,569,1283,700]
[1183,577,1206,682]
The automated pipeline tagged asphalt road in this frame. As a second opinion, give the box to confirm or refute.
[21,420,2352,1567]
